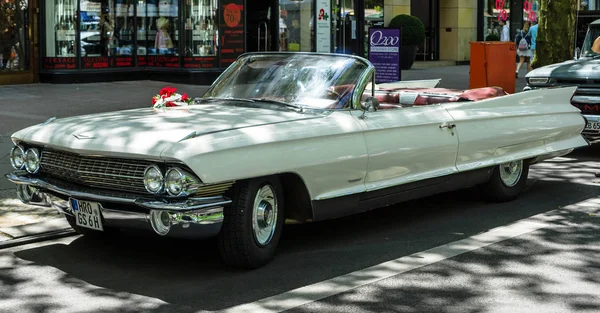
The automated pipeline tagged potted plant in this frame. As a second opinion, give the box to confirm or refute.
[388,14,425,70]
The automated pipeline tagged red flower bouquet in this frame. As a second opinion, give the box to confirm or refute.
[152,86,193,108]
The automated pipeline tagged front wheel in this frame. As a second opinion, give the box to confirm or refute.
[482,159,530,202]
[218,176,285,269]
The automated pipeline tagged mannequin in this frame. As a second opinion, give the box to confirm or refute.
[155,17,174,53]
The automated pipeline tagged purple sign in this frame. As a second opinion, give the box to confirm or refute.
[368,28,401,83]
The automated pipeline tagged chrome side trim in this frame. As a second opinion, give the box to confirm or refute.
[134,197,231,212]
[40,117,57,126]
[5,172,232,212]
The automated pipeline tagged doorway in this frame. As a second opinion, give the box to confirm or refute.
[245,0,280,52]
[411,0,439,61]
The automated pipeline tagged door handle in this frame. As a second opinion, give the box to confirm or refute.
[439,123,456,129]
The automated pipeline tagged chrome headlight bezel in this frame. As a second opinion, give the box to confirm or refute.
[10,145,26,170]
[24,148,41,174]
[165,167,201,197]
[144,165,164,194]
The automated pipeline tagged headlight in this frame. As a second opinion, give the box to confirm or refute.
[527,77,549,85]
[24,148,40,174]
[144,165,164,194]
[10,145,25,170]
[165,167,200,196]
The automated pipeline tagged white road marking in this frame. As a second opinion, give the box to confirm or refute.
[214,202,591,313]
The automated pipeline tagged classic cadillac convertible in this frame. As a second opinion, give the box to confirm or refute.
[5,52,589,268]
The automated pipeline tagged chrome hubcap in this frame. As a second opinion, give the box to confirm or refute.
[499,160,523,187]
[252,185,278,246]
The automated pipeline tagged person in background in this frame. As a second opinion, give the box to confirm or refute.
[529,20,538,58]
[515,21,533,77]
[500,19,510,42]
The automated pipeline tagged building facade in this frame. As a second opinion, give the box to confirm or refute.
[0,0,590,85]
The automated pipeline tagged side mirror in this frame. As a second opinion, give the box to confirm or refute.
[364,96,380,112]
[359,96,379,119]
[574,47,581,60]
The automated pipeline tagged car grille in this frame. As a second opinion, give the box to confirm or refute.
[40,149,152,194]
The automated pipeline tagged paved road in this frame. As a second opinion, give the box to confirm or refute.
[1,144,598,313]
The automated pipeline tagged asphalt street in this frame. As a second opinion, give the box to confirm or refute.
[0,144,598,313]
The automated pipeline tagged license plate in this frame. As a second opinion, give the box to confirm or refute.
[70,198,104,231]
[585,121,600,131]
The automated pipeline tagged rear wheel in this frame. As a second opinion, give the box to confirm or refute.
[218,176,285,269]
[482,159,530,202]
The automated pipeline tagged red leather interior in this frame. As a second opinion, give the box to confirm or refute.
[331,84,508,110]
[367,86,508,109]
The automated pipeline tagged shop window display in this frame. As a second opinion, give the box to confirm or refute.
[142,0,179,67]
[280,0,314,53]
[1,0,28,72]
[181,0,217,69]
[43,0,77,69]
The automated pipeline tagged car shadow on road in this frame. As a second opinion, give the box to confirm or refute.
[6,147,600,312]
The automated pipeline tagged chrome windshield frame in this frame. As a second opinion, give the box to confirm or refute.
[202,52,375,111]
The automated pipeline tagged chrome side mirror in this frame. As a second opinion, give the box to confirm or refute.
[364,96,379,112]
[574,47,581,60]
[359,96,379,119]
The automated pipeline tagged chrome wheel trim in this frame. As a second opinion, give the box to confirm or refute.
[252,184,278,247]
[499,160,523,187]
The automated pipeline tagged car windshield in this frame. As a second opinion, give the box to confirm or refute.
[581,25,600,57]
[201,53,370,110]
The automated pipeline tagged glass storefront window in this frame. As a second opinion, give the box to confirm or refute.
[181,0,218,69]
[144,0,179,67]
[43,0,77,69]
[581,0,600,10]
[364,0,383,57]
[483,0,508,41]
[1,0,29,72]
[523,0,538,23]
[280,0,314,53]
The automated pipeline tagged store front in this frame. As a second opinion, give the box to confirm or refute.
[40,0,241,83]
[480,0,540,42]
[1,0,37,84]
[38,0,386,84]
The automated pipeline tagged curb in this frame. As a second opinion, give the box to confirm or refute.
[0,228,77,250]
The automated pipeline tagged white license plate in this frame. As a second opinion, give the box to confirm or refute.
[70,198,104,231]
[585,121,600,131]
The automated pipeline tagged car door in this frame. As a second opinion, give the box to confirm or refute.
[351,103,460,193]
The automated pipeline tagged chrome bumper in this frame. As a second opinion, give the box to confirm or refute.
[5,171,231,238]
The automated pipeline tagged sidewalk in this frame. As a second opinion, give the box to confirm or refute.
[0,64,529,247]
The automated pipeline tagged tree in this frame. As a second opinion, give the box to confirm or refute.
[531,0,578,68]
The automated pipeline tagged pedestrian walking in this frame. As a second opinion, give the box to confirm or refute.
[515,21,533,78]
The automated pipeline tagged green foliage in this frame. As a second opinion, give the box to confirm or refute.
[486,34,500,41]
[388,14,426,46]
[532,0,578,68]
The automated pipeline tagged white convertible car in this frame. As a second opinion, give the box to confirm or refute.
[5,52,589,268]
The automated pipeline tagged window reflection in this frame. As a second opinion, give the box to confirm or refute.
[280,0,314,52]
[182,0,217,56]
[1,0,29,71]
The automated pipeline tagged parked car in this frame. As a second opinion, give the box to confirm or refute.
[525,18,600,143]
[5,52,588,268]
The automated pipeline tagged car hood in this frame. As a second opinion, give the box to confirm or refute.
[527,58,600,78]
[13,103,322,157]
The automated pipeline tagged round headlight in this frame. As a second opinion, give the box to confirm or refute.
[10,145,25,170]
[165,168,184,196]
[24,148,40,174]
[144,165,164,194]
